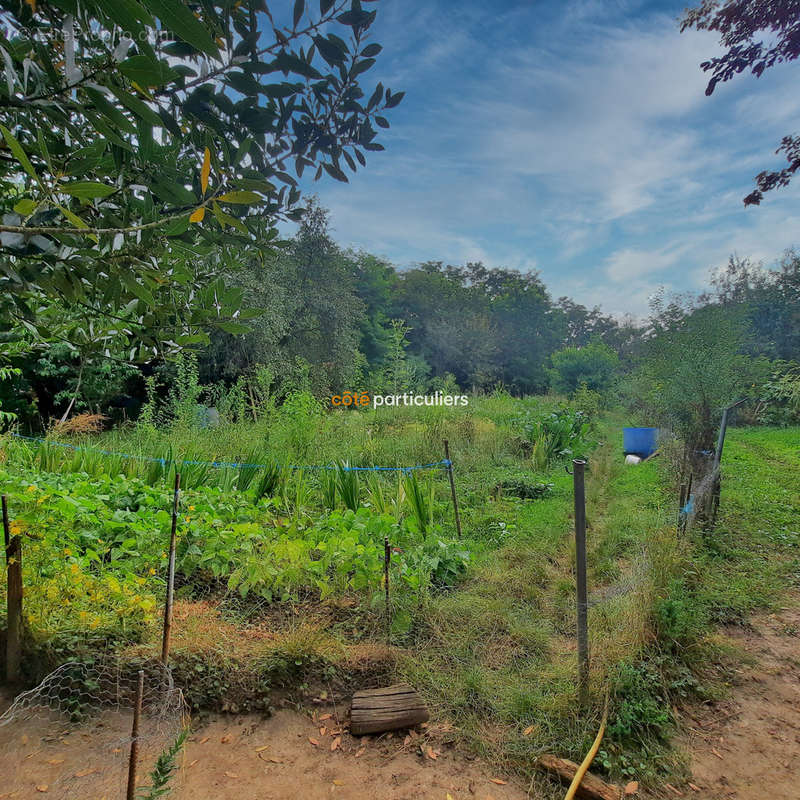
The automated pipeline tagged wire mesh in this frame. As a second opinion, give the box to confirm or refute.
[0,658,188,799]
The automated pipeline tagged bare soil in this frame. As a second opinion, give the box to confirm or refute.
[0,700,529,800]
[674,600,800,799]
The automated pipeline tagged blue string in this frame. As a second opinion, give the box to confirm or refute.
[8,433,451,473]
[679,495,694,517]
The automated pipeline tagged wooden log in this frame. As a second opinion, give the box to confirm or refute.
[535,754,621,800]
[349,684,429,735]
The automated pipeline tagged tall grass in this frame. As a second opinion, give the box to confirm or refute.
[336,461,360,512]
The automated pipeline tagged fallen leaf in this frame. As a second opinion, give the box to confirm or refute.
[355,747,366,758]
[711,748,724,760]
[255,745,270,752]
[404,736,411,746]
[46,758,64,765]
[523,725,535,736]
[267,757,283,764]
[333,779,345,786]
[199,736,210,744]
[74,768,98,778]
[224,771,238,779]
[319,726,327,736]
[490,778,507,785]
[664,784,684,796]
[688,783,701,792]
[112,748,121,754]
[221,734,232,743]
[35,786,48,793]
[188,759,199,767]
[625,781,639,795]
[308,737,319,747]
[319,713,332,721]
[427,747,438,760]
[330,736,341,752]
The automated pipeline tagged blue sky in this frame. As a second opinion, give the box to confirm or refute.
[296,0,800,317]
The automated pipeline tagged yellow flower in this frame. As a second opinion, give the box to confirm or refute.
[148,567,156,575]
[9,521,23,536]
[188,505,195,511]
[26,485,36,492]
[64,547,72,556]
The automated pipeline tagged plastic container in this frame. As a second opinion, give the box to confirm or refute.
[623,427,659,458]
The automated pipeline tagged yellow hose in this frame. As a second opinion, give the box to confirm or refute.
[564,695,609,800]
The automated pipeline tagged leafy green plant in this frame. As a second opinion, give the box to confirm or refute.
[519,407,590,466]
[253,462,284,504]
[236,452,263,492]
[336,461,361,512]
[320,468,337,510]
[403,471,433,534]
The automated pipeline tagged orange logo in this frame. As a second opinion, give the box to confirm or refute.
[331,391,371,408]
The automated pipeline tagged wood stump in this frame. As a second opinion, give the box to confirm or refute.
[349,684,429,735]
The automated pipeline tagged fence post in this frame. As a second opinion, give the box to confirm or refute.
[161,472,181,664]
[3,495,23,684]
[571,459,589,706]
[126,669,145,800]
[384,536,391,644]
[443,440,462,539]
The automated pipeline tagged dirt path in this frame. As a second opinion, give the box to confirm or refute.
[676,600,800,799]
[0,701,530,800]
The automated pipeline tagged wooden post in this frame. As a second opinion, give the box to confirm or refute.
[443,440,462,538]
[126,669,145,800]
[3,495,22,684]
[161,472,181,664]
[384,536,391,643]
[572,459,589,706]
[2,494,8,552]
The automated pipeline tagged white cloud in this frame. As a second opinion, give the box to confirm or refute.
[302,1,800,318]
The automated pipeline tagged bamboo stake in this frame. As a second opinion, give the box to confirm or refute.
[126,670,145,800]
[161,472,181,664]
[3,495,22,684]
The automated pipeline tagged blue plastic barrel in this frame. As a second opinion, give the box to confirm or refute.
[623,427,659,458]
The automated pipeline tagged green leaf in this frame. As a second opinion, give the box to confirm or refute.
[212,201,249,234]
[119,55,177,87]
[113,87,163,128]
[60,181,117,200]
[0,124,39,184]
[293,0,304,28]
[140,0,220,58]
[361,44,382,58]
[323,162,348,183]
[216,321,250,335]
[56,204,99,243]
[13,198,37,215]
[385,90,405,109]
[94,0,154,41]
[217,190,262,204]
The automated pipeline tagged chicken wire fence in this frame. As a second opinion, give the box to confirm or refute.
[0,658,188,800]
[680,460,721,534]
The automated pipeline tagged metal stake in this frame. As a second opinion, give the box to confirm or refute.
[443,440,462,538]
[572,459,589,705]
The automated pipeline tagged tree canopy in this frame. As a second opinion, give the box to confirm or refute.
[681,1,800,205]
[0,0,401,359]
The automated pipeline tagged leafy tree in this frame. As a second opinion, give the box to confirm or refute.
[681,1,800,205]
[629,297,767,454]
[549,340,619,395]
[0,0,402,357]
